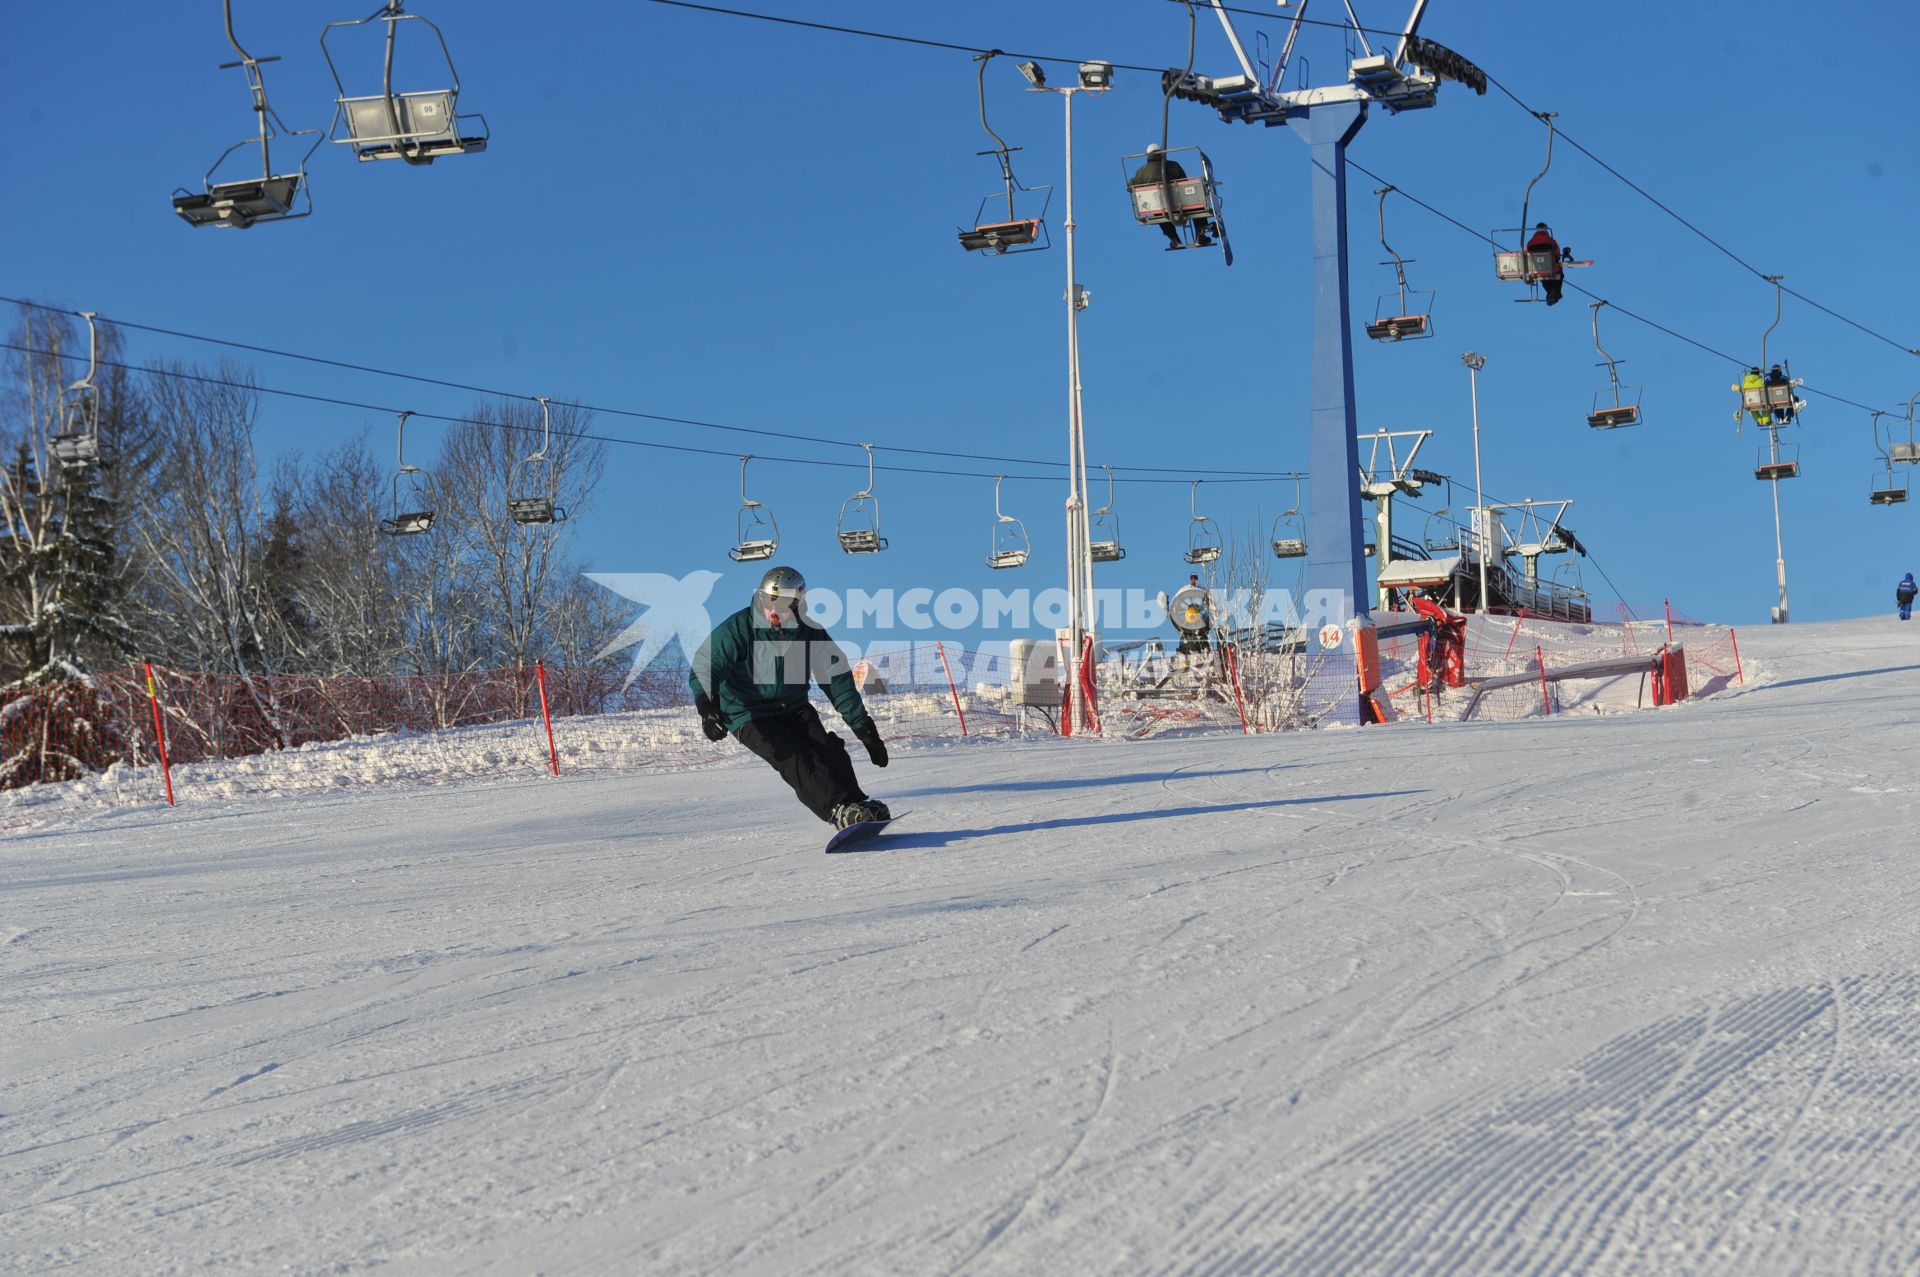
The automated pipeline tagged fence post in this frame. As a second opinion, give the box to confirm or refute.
[534,659,559,777]
[1225,643,1250,734]
[1536,645,1551,717]
[935,641,968,737]
[1730,628,1744,685]
[1505,609,1527,660]
[1664,597,1674,646]
[143,662,175,806]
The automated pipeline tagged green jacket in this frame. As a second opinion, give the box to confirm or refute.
[689,606,871,733]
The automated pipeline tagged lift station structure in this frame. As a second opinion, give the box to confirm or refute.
[1171,0,1483,721]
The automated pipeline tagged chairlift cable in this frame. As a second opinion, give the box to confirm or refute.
[0,339,1297,487]
[0,297,1285,478]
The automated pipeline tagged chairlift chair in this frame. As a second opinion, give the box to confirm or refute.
[1896,392,1920,464]
[49,312,105,471]
[173,0,321,228]
[1270,475,1307,559]
[957,51,1051,256]
[986,476,1031,569]
[1755,440,1800,482]
[837,443,888,554]
[1423,507,1461,554]
[1366,188,1433,341]
[1122,146,1231,262]
[507,397,567,525]
[1870,468,1909,506]
[1184,480,1221,566]
[320,1,489,165]
[1491,114,1594,299]
[1585,301,1642,428]
[728,455,779,562]
[1090,465,1126,562]
[380,411,435,535]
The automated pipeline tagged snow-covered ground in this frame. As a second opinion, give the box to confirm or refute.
[5,617,1918,1275]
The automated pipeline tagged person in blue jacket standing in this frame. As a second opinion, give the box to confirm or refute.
[690,565,890,829]
[1898,572,1916,621]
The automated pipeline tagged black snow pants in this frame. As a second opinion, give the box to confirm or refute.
[733,704,867,824]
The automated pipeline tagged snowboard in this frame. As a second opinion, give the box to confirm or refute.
[825,811,906,854]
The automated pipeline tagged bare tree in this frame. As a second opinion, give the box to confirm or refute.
[131,360,297,741]
[427,398,607,671]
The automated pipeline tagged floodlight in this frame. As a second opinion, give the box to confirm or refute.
[1017,61,1046,88]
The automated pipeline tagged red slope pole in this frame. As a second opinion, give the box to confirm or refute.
[1225,643,1250,734]
[936,641,968,737]
[534,659,559,777]
[1730,628,1745,685]
[143,662,174,806]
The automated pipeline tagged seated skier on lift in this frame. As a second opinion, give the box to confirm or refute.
[1131,143,1213,250]
[1765,364,1795,424]
[1742,367,1772,427]
[1526,222,1571,306]
[691,565,891,831]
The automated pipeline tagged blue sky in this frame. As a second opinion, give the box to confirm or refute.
[4,0,1915,635]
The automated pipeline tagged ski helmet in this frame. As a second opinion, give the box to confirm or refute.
[1147,142,1165,156]
[754,565,807,621]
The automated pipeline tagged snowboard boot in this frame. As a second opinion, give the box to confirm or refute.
[831,800,889,829]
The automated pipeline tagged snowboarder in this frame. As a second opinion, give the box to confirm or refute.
[1742,367,1771,428]
[1526,223,1568,306]
[690,566,890,830]
[1765,364,1795,424]
[1898,572,1916,621]
[1130,143,1213,249]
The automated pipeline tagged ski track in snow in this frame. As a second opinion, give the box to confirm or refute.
[6,618,1920,1274]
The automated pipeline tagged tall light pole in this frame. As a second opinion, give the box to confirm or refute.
[1022,59,1110,734]
[1462,351,1489,613]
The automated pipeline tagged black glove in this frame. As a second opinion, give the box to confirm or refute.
[694,692,728,742]
[854,721,888,768]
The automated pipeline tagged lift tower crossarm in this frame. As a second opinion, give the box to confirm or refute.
[1196,0,1442,122]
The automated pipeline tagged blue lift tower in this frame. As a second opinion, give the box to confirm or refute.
[1172,1,1483,722]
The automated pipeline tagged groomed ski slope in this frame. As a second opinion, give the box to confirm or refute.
[6,618,1920,1276]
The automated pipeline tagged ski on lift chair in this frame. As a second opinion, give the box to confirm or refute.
[507,397,567,525]
[381,410,435,535]
[320,1,489,165]
[837,443,888,554]
[728,455,780,561]
[173,0,322,228]
[1366,187,1432,341]
[986,476,1031,569]
[1184,480,1222,566]
[956,51,1051,256]
[49,312,105,471]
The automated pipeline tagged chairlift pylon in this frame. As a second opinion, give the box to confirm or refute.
[1184,479,1221,566]
[728,455,779,562]
[381,410,435,535]
[173,0,322,229]
[507,396,567,525]
[1366,187,1432,341]
[320,0,489,165]
[1123,1,1233,265]
[49,312,105,471]
[956,51,1051,256]
[1270,475,1307,559]
[837,443,888,554]
[1090,464,1126,562]
[1585,300,1642,429]
[986,475,1031,569]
